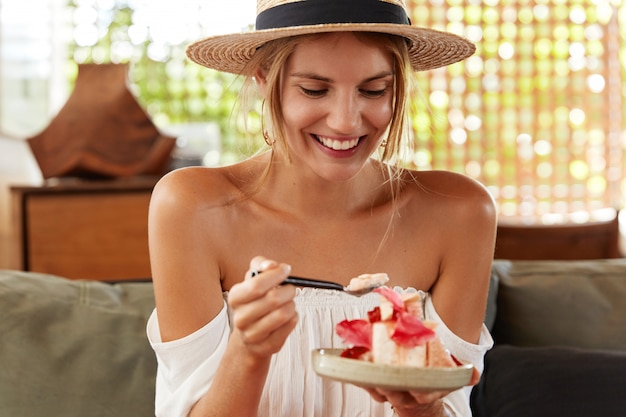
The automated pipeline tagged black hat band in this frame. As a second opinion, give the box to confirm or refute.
[256,0,411,31]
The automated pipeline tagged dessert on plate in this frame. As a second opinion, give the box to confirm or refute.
[336,286,459,368]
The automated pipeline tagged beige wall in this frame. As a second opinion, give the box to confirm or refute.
[0,136,43,268]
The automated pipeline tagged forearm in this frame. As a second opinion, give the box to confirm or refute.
[189,332,271,417]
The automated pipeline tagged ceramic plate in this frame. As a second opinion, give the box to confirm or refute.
[312,348,473,392]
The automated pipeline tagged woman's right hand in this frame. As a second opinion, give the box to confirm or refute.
[228,256,299,359]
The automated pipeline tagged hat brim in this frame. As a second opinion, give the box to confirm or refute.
[186,23,475,74]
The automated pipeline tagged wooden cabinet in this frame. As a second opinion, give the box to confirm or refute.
[10,177,158,281]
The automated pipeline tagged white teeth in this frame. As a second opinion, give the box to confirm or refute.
[317,136,359,151]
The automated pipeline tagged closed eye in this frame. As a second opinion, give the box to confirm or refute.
[300,87,327,97]
[301,87,388,98]
[360,88,388,98]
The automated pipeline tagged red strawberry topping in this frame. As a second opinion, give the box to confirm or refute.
[336,319,372,350]
[392,312,435,347]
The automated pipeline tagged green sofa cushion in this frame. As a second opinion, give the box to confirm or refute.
[490,259,626,350]
[0,270,156,417]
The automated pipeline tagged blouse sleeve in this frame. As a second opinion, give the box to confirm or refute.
[423,294,494,417]
[146,300,230,417]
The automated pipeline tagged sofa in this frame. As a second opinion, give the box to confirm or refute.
[471,259,626,417]
[1,259,625,417]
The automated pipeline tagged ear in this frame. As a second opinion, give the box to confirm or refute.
[254,67,269,99]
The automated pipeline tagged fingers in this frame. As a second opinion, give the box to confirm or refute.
[252,309,298,350]
[246,256,277,278]
[469,366,481,386]
[361,387,388,403]
[407,390,446,405]
[230,309,298,358]
[228,256,298,357]
[364,387,449,414]
[233,284,297,342]
[230,257,292,307]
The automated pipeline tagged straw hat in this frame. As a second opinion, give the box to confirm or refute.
[187,0,476,74]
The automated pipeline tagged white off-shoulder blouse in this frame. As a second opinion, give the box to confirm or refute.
[147,288,493,417]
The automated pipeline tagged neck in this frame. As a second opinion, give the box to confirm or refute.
[255,152,392,221]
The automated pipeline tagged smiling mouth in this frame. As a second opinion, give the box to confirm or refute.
[315,135,361,151]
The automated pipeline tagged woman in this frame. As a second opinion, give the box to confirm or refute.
[147,1,496,416]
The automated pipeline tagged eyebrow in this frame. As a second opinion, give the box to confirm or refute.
[290,70,394,83]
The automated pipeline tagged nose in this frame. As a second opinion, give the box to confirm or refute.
[326,91,361,133]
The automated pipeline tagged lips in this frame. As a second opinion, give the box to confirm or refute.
[315,135,361,151]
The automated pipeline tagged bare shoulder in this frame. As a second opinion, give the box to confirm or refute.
[151,164,241,210]
[398,169,497,263]
[149,159,265,261]
[405,169,492,198]
[150,155,268,214]
[402,169,496,220]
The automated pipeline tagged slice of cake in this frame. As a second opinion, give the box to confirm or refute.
[336,287,457,367]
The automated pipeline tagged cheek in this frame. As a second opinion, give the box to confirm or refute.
[281,102,303,128]
[369,100,394,129]
[281,96,319,131]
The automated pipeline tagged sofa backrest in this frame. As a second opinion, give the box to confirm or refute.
[0,269,157,417]
[489,259,626,350]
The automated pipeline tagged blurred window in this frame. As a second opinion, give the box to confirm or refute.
[1,0,624,222]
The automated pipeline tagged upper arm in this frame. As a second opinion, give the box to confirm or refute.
[429,174,497,343]
[148,168,225,342]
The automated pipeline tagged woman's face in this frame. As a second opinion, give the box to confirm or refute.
[266,32,395,182]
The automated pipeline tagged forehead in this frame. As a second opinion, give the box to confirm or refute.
[286,32,395,74]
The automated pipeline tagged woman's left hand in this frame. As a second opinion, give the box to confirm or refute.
[362,367,480,416]
[365,388,446,416]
